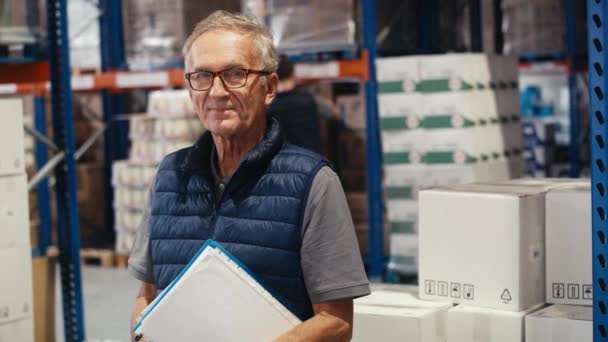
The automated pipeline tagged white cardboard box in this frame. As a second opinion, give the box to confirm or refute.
[545,184,592,305]
[447,304,543,342]
[0,98,25,177]
[353,305,445,342]
[0,317,34,342]
[0,247,33,326]
[388,233,418,274]
[418,183,549,311]
[525,305,592,342]
[0,174,30,249]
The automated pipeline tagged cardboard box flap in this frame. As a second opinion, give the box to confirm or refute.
[356,290,453,310]
[422,183,548,197]
[355,304,435,318]
[529,305,592,322]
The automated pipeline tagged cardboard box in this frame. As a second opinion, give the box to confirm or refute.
[31,257,55,342]
[353,304,445,342]
[375,55,420,83]
[546,184,592,305]
[354,223,389,257]
[345,192,368,223]
[525,305,592,342]
[0,174,30,249]
[0,98,25,177]
[77,163,104,204]
[418,183,549,311]
[447,304,543,342]
[0,317,34,342]
[388,233,418,275]
[0,247,33,325]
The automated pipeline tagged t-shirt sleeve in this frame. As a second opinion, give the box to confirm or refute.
[127,174,156,284]
[301,166,371,303]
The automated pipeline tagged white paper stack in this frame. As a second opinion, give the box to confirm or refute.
[133,240,300,341]
[113,89,204,255]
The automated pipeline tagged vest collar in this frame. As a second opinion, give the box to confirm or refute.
[181,116,285,197]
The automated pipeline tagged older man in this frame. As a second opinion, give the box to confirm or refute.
[128,10,369,341]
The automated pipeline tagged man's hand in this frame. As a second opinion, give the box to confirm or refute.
[131,282,156,342]
[273,298,353,342]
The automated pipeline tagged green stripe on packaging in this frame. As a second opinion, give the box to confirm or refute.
[492,152,501,160]
[385,186,414,199]
[378,81,404,93]
[390,221,416,234]
[511,114,520,123]
[416,78,473,92]
[423,151,477,164]
[383,152,412,165]
[389,255,416,266]
[422,115,475,129]
[380,116,410,130]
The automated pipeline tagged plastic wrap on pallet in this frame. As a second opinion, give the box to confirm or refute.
[501,0,586,56]
[147,89,196,118]
[122,0,240,70]
[68,0,101,69]
[115,209,144,233]
[245,0,356,54]
[115,231,136,255]
[0,0,45,45]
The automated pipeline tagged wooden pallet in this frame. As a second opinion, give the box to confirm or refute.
[80,249,115,268]
[115,254,129,269]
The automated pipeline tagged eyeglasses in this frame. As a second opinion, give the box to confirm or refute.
[185,68,271,91]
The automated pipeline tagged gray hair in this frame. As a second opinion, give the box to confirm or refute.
[183,10,278,72]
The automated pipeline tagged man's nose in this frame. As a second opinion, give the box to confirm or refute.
[208,75,230,97]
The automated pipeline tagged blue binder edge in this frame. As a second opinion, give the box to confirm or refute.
[133,239,299,333]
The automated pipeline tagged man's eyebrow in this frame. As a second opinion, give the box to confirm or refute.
[191,64,248,72]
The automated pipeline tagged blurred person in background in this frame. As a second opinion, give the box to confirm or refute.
[269,54,338,153]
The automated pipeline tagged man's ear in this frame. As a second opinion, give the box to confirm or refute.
[264,72,279,106]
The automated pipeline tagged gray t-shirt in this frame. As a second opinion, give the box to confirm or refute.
[128,156,370,303]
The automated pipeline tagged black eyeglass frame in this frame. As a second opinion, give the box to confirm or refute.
[184,68,272,91]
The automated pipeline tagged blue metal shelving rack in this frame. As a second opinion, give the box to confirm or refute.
[588,0,608,339]
[47,0,86,340]
[99,0,128,236]
[361,0,384,279]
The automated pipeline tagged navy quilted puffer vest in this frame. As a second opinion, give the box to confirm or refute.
[149,117,328,320]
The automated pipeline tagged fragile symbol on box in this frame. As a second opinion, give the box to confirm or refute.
[553,283,565,298]
[463,284,474,300]
[567,284,580,299]
[583,285,593,300]
[425,280,436,295]
[450,283,461,298]
[500,289,512,302]
[438,281,448,297]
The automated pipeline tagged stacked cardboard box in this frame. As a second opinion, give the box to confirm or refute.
[0,98,34,341]
[112,90,203,255]
[353,284,452,342]
[417,178,591,341]
[376,53,523,275]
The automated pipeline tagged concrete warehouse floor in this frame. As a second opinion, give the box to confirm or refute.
[55,266,139,342]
